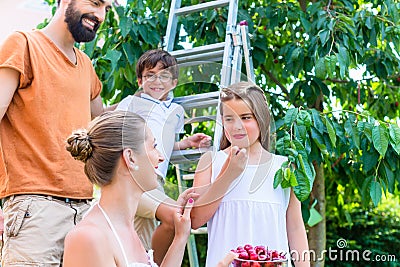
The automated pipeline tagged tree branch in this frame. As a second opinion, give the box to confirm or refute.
[331,153,345,169]
[260,64,290,101]
[326,78,350,83]
[298,0,307,12]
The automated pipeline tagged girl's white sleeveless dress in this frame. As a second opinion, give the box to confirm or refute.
[205,151,291,267]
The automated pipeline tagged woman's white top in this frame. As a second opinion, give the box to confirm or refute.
[205,151,291,267]
[97,204,158,267]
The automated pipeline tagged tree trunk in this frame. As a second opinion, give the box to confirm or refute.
[308,162,326,267]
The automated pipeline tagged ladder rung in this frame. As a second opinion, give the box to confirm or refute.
[182,174,195,180]
[171,42,225,58]
[170,147,212,164]
[185,115,217,124]
[191,227,208,235]
[174,91,220,104]
[176,53,224,64]
[182,100,219,111]
[175,0,230,16]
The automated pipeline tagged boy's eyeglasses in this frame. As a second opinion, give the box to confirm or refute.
[143,74,173,83]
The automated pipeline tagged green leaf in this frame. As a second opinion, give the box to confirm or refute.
[344,119,360,149]
[369,180,382,207]
[337,46,349,78]
[119,16,132,38]
[289,170,298,187]
[324,116,337,148]
[325,55,337,78]
[311,127,327,152]
[291,47,302,61]
[372,124,389,157]
[361,148,379,173]
[293,170,311,201]
[138,25,149,43]
[319,30,330,46]
[383,161,395,194]
[389,124,400,155]
[315,57,326,79]
[294,125,308,143]
[273,168,284,189]
[297,110,312,127]
[312,78,330,96]
[311,109,324,134]
[284,108,299,127]
[300,14,311,32]
[307,200,323,227]
[296,152,315,187]
[104,50,122,72]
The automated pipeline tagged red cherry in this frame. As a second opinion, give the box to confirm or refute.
[251,262,261,267]
[239,252,250,260]
[247,249,256,254]
[241,261,251,267]
[249,253,259,261]
[255,246,266,255]
[395,101,399,107]
[244,244,253,251]
[396,77,400,82]
[273,59,279,64]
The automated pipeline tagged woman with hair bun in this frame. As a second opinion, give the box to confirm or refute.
[63,111,196,267]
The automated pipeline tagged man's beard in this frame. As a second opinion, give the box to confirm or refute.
[64,2,100,43]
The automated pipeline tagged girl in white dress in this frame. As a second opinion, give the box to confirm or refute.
[63,111,196,267]
[191,82,310,267]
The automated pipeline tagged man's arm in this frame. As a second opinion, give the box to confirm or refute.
[0,67,19,235]
[0,68,19,121]
[90,96,117,119]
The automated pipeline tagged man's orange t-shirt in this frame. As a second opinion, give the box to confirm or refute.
[0,31,102,199]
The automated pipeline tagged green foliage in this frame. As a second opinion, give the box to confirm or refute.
[275,107,400,203]
[42,0,400,207]
[326,192,400,266]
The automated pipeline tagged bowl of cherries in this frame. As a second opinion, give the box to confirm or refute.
[231,244,288,267]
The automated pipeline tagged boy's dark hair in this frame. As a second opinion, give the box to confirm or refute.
[136,49,179,79]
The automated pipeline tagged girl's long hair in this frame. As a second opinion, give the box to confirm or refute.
[219,82,271,151]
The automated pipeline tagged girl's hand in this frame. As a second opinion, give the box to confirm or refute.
[173,198,195,240]
[220,146,247,181]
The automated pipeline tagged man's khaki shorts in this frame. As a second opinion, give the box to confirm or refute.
[134,178,171,250]
[1,194,90,266]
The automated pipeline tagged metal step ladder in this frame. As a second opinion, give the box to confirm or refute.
[163,0,255,266]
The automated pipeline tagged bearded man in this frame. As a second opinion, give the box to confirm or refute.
[0,0,113,265]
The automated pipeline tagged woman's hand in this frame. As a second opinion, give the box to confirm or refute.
[173,197,195,240]
[176,187,199,215]
[216,251,238,267]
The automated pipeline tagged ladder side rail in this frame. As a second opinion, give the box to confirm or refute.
[220,0,239,87]
[240,22,255,82]
[164,0,182,51]
[230,25,243,85]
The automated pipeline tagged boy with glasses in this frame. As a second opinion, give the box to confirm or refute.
[116,49,211,264]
